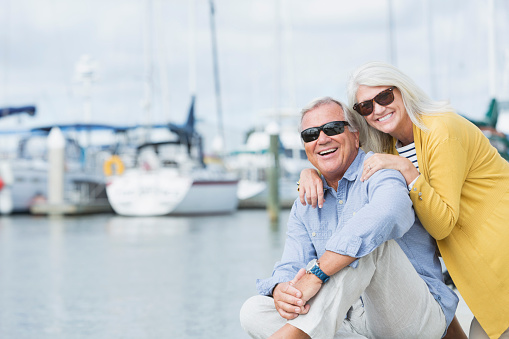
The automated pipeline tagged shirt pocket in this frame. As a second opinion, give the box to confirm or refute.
[310,221,332,243]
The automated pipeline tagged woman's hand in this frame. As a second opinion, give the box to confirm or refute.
[361,153,419,185]
[298,168,324,208]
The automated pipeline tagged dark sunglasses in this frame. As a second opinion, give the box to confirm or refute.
[301,121,350,143]
[352,86,396,116]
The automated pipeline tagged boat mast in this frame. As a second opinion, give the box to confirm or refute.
[488,0,497,98]
[142,0,153,142]
[75,54,96,149]
[387,0,397,66]
[208,0,225,156]
[274,0,282,126]
[189,0,197,97]
[426,0,437,99]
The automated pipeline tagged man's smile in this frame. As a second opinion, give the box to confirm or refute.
[318,148,338,156]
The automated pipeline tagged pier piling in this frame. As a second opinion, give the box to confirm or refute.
[267,131,280,230]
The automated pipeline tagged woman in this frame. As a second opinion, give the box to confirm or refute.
[298,62,509,339]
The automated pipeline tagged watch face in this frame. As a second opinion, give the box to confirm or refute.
[306,259,317,271]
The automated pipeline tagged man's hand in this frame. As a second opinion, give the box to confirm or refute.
[272,269,310,320]
[292,270,323,303]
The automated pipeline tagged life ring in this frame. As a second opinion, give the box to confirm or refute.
[103,155,125,176]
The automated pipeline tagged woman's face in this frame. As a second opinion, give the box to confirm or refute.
[356,85,413,143]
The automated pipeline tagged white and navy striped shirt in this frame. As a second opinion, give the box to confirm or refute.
[396,142,419,171]
[396,141,420,190]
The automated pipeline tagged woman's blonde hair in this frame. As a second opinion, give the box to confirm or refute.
[345,62,454,153]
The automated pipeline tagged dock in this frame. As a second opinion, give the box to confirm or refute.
[30,200,112,215]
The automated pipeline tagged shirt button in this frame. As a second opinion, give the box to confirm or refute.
[353,212,356,216]
[413,187,417,191]
[418,192,422,196]
[339,200,344,204]
[312,232,316,237]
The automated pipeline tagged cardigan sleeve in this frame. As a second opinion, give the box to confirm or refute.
[410,137,468,240]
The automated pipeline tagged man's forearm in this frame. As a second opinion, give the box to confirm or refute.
[293,251,357,303]
[318,250,357,277]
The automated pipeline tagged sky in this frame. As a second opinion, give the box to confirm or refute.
[1,0,509,152]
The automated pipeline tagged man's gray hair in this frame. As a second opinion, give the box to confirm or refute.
[299,96,359,134]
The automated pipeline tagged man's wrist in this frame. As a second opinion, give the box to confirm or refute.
[306,259,330,283]
[271,284,278,297]
[306,271,323,284]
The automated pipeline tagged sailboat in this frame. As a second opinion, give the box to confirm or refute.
[104,97,239,216]
[0,106,36,214]
[0,107,113,214]
[103,0,238,216]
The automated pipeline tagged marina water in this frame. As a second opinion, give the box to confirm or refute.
[0,210,290,338]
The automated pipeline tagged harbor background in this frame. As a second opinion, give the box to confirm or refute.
[0,0,502,337]
[0,210,474,338]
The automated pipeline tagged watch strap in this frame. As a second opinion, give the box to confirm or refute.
[310,264,330,283]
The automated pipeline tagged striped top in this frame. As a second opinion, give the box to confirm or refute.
[396,142,419,172]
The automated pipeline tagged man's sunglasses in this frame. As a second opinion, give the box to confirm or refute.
[301,121,350,143]
[352,86,396,116]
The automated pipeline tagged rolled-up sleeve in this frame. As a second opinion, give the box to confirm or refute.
[256,202,317,296]
[325,169,415,264]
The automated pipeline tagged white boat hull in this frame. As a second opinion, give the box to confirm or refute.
[0,161,13,215]
[172,180,239,214]
[237,178,299,209]
[0,187,13,215]
[106,168,239,216]
[0,160,108,214]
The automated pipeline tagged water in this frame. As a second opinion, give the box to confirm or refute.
[0,211,290,339]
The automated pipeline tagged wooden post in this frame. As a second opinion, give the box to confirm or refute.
[267,131,280,230]
[48,127,65,206]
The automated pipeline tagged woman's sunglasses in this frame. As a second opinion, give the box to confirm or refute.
[301,121,350,143]
[352,86,396,116]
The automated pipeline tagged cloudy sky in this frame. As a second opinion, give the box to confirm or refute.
[1,0,509,151]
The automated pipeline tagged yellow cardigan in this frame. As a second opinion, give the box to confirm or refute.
[399,112,509,338]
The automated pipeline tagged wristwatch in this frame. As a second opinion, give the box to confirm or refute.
[305,259,330,283]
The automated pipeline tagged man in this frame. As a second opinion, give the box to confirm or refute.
[240,97,458,338]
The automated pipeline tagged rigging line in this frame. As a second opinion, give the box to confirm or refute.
[188,0,197,96]
[487,0,496,98]
[153,0,172,122]
[387,0,397,66]
[274,0,282,124]
[48,0,74,107]
[280,0,297,113]
[426,0,437,99]
[142,0,154,131]
[1,0,9,104]
[1,0,10,104]
[209,0,225,155]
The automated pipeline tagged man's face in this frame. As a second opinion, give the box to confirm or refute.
[302,103,360,185]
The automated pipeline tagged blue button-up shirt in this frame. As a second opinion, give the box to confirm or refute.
[256,149,458,329]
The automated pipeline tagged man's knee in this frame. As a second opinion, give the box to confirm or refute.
[240,295,271,333]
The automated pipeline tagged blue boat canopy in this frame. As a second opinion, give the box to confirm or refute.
[0,105,36,118]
